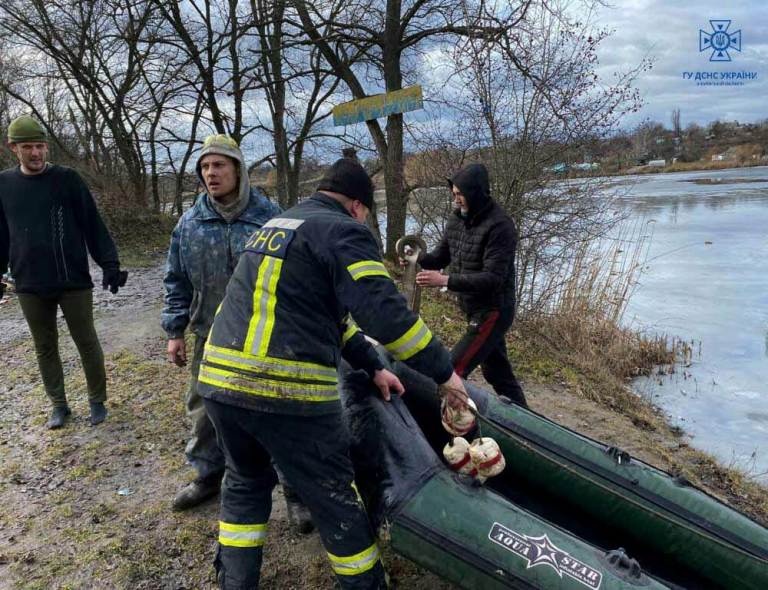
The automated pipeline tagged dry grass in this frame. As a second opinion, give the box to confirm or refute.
[504,216,676,419]
[516,313,673,426]
[103,209,178,267]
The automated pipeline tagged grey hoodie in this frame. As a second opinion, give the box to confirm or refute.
[195,134,251,222]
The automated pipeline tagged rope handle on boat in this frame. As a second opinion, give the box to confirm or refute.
[459,397,768,563]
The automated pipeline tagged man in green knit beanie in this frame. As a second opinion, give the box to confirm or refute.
[8,115,47,143]
[0,114,127,428]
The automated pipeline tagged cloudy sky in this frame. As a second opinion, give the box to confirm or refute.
[594,0,768,128]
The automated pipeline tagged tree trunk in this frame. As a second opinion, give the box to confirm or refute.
[273,116,290,208]
[149,109,163,213]
[174,96,204,215]
[366,198,384,255]
[381,0,406,259]
[384,113,406,257]
[287,139,304,207]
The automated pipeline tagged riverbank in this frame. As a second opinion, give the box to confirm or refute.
[0,255,765,589]
[622,160,766,176]
[560,160,768,181]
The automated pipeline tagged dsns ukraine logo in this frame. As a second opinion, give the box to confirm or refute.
[699,20,741,62]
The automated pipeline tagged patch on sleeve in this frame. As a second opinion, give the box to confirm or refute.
[262,217,305,230]
[245,227,295,259]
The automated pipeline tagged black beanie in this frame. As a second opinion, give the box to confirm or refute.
[317,158,374,209]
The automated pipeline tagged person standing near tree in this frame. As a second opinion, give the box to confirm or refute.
[162,134,284,512]
[410,163,527,408]
[0,115,127,429]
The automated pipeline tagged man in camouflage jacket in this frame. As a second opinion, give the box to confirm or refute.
[162,134,281,510]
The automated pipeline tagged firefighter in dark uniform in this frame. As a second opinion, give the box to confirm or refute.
[198,158,468,589]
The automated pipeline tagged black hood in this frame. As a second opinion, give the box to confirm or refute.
[448,163,490,218]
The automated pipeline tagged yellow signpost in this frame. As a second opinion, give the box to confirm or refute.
[333,86,423,126]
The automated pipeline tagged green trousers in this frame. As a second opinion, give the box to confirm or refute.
[185,335,225,478]
[17,289,107,407]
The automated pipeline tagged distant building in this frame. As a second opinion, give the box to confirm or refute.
[647,159,666,167]
[712,148,738,162]
[544,163,569,174]
[572,162,600,171]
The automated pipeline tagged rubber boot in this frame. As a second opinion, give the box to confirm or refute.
[47,405,71,429]
[89,402,108,426]
[172,471,223,511]
[284,486,315,535]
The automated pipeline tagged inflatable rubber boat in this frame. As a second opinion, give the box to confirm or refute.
[339,359,768,590]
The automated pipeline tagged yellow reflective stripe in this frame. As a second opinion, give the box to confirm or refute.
[244,256,283,357]
[199,366,339,402]
[351,481,363,503]
[200,365,337,395]
[384,317,433,360]
[219,521,267,548]
[347,260,389,281]
[204,346,337,383]
[341,319,360,346]
[206,344,335,375]
[328,543,381,576]
[244,256,269,353]
[260,258,281,355]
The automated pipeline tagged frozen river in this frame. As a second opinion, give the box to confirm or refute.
[614,166,768,482]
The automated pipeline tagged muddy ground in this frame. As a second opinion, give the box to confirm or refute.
[0,262,455,590]
[0,260,765,589]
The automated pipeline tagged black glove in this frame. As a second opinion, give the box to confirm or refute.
[102,268,128,294]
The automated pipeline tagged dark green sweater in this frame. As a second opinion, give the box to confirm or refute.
[0,164,119,295]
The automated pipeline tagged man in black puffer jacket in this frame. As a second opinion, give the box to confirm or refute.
[413,163,527,407]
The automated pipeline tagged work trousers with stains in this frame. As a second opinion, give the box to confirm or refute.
[451,307,527,408]
[17,289,106,407]
[185,336,225,479]
[204,398,387,590]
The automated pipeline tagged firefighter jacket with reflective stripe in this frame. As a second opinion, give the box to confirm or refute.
[198,193,453,415]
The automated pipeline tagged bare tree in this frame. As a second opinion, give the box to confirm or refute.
[143,0,342,210]
[406,0,648,312]
[292,1,637,259]
[0,0,166,207]
[247,0,342,208]
[148,0,258,141]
